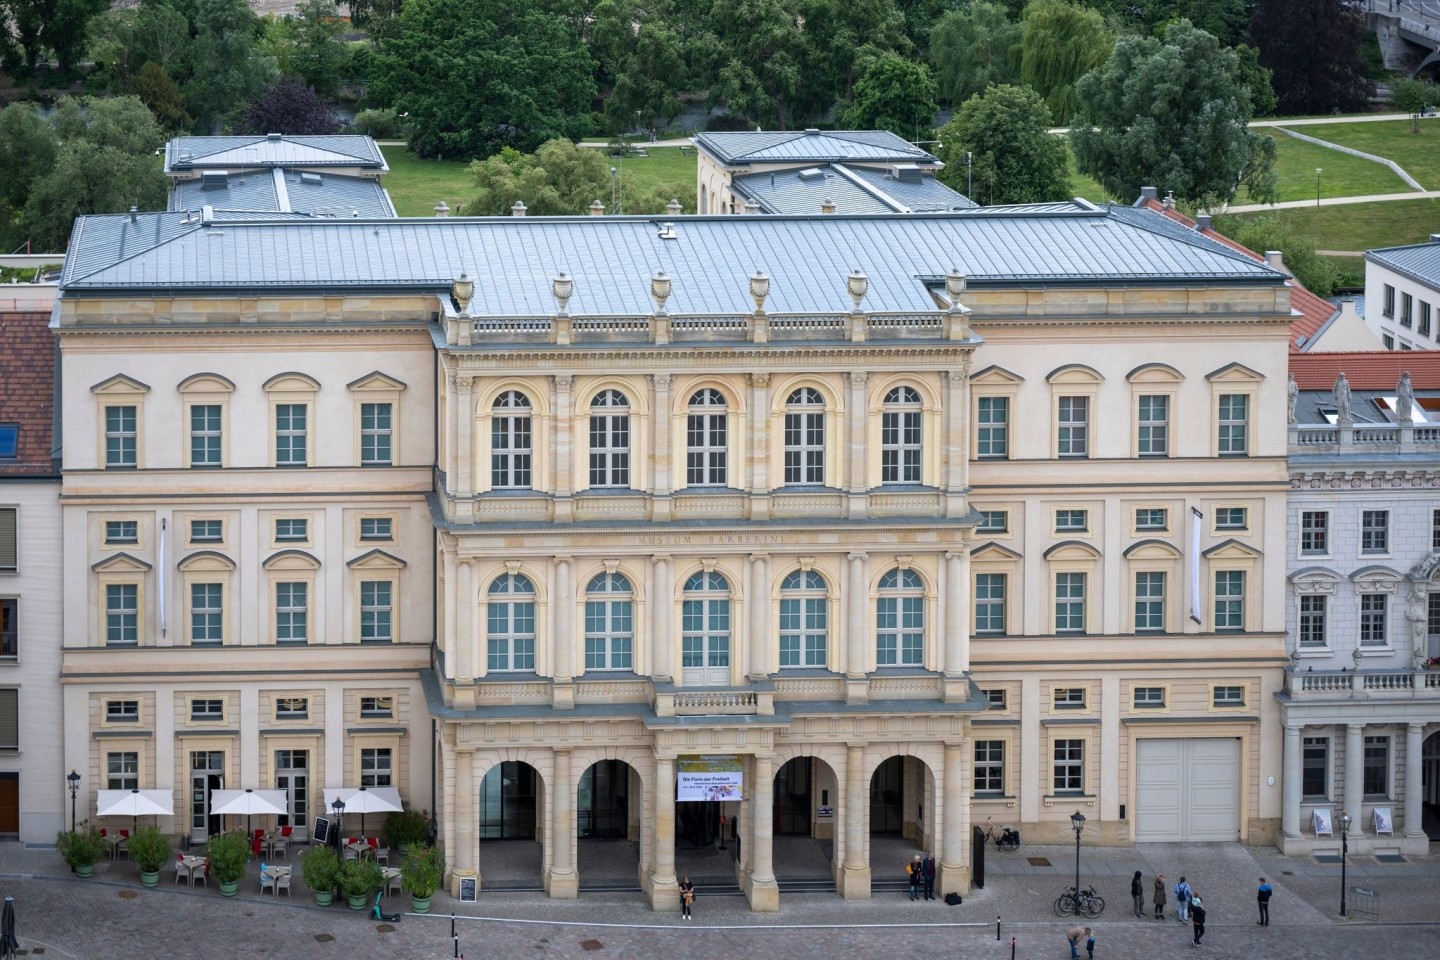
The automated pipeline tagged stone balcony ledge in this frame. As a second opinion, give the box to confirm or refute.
[1290,422,1440,455]
[1284,666,1440,698]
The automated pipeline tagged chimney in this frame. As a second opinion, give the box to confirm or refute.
[742,199,760,215]
[1196,214,1212,231]
[1139,186,1158,201]
[433,200,449,218]
[820,198,837,214]
[129,206,138,224]
[267,132,283,140]
[511,200,527,217]
[589,200,605,217]
[1265,250,1292,277]
[1162,190,1176,210]
[666,199,682,216]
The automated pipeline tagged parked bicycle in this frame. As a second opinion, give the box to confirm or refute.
[980,817,1021,851]
[1054,884,1105,918]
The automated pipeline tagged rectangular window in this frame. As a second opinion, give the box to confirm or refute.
[1134,571,1166,632]
[984,688,1007,709]
[359,695,394,718]
[879,406,921,483]
[1421,301,1433,339]
[189,404,222,467]
[104,520,138,545]
[360,402,393,465]
[360,747,392,787]
[1137,394,1169,456]
[0,508,12,572]
[1361,510,1389,553]
[189,519,222,544]
[105,699,139,723]
[274,518,308,543]
[107,751,139,790]
[1053,739,1084,793]
[1054,572,1086,633]
[974,740,1005,794]
[1300,511,1329,555]
[1214,570,1244,631]
[360,517,393,542]
[977,510,1008,533]
[1383,332,1395,350]
[105,405,137,468]
[1212,685,1245,707]
[1383,283,1395,317]
[1360,593,1388,645]
[1302,737,1329,799]
[275,403,308,466]
[0,689,15,750]
[1135,508,1167,531]
[1363,736,1390,797]
[1217,394,1249,456]
[0,423,15,460]
[976,396,1009,459]
[190,583,223,644]
[974,573,1006,634]
[359,581,393,642]
[106,583,138,645]
[1215,507,1247,530]
[1400,292,1413,327]
[1053,687,1086,709]
[190,698,223,721]
[0,599,14,659]
[1055,509,1088,533]
[275,697,308,720]
[1133,686,1165,708]
[1299,594,1327,647]
[1057,396,1089,458]
[276,582,308,643]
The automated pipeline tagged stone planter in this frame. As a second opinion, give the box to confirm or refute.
[313,889,334,907]
[139,870,160,888]
[75,864,94,879]
[346,893,367,911]
[219,880,239,898]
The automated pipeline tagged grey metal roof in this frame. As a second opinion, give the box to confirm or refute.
[165,135,386,172]
[842,167,975,212]
[60,207,1288,314]
[170,168,396,219]
[695,130,939,166]
[1365,240,1440,289]
[1293,389,1440,425]
[169,171,280,212]
[969,200,1099,214]
[732,164,973,215]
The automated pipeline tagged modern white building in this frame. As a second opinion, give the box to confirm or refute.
[1363,235,1440,351]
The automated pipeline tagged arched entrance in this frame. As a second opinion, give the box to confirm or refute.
[479,760,539,840]
[579,759,631,839]
[869,755,936,894]
[576,758,643,895]
[771,755,842,891]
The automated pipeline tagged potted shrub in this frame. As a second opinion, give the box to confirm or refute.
[301,845,341,906]
[338,855,383,910]
[382,808,429,856]
[127,826,172,888]
[57,823,105,878]
[205,830,251,897]
[401,843,446,914]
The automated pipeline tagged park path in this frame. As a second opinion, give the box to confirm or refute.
[1227,190,1440,213]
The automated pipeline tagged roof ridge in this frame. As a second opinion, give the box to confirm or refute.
[63,214,203,285]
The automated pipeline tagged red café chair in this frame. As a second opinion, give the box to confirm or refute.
[251,837,263,857]
[281,825,293,838]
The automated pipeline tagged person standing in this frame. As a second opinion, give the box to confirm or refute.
[1066,925,1090,960]
[1086,928,1097,960]
[679,876,695,920]
[1130,871,1144,917]
[1153,875,1167,919]
[1190,895,1207,947]
[921,852,937,901]
[1257,877,1273,926]
[907,854,923,901]
[1175,876,1192,923]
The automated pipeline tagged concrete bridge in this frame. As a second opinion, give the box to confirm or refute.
[1371,0,1440,78]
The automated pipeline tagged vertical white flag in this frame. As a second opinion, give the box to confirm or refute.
[158,517,167,637]
[1189,507,1203,624]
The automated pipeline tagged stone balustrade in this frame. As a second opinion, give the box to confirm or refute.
[466,311,970,346]
[1291,422,1440,453]
[1285,667,1440,698]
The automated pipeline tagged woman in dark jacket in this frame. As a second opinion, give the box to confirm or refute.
[1131,871,1144,917]
[1153,875,1167,919]
[1190,895,1207,947]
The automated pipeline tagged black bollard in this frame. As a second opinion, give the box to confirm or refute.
[1011,937,1017,960]
[996,915,1002,940]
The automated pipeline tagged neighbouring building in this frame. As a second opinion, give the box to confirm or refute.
[693,129,973,215]
[1280,350,1440,855]
[1363,234,1440,351]
[53,202,1294,910]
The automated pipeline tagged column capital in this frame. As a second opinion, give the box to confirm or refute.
[553,746,572,758]
[650,373,673,389]
[652,553,672,563]
[454,375,476,392]
[1347,721,1367,732]
[554,554,573,565]
[944,550,963,561]
[748,372,771,388]
[748,552,770,564]
[552,374,574,391]
[1408,721,1425,734]
[843,371,869,388]
[847,551,868,563]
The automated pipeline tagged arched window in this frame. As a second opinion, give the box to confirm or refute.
[779,569,827,668]
[784,388,825,485]
[487,572,536,671]
[876,567,924,666]
[584,572,633,671]
[589,389,631,488]
[491,391,533,489]
[686,389,728,487]
[881,386,922,483]
[682,571,730,684]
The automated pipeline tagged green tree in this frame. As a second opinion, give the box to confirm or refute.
[0,102,58,248]
[1391,77,1440,124]
[1072,20,1276,206]
[186,0,278,132]
[466,138,659,215]
[706,0,805,128]
[85,3,193,93]
[841,52,937,141]
[594,0,686,134]
[135,61,193,132]
[935,83,1069,205]
[1212,214,1338,296]
[241,77,339,135]
[793,0,910,118]
[0,0,109,73]
[262,0,350,100]
[369,0,596,159]
[1249,0,1372,115]
[1017,0,1111,126]
[929,2,1021,107]
[1093,0,1250,48]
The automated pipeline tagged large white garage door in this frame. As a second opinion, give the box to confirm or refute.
[1135,739,1240,842]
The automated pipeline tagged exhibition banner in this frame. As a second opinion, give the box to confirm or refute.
[676,755,744,801]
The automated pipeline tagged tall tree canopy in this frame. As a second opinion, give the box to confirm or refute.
[1017,0,1111,126]
[262,0,351,101]
[1092,0,1251,48]
[186,0,278,132]
[1250,0,1372,115]
[241,77,339,135]
[841,52,937,140]
[930,2,1021,107]
[935,83,1070,205]
[0,0,108,73]
[1072,20,1277,206]
[592,0,687,134]
[369,0,596,159]
[467,138,692,215]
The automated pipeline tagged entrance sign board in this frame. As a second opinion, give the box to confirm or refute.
[677,755,745,801]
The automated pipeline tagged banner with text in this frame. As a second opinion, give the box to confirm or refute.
[676,755,745,802]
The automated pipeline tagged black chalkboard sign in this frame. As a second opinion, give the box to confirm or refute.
[459,877,477,903]
[312,816,331,845]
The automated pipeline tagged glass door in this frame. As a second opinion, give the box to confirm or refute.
[190,750,224,841]
[275,749,308,839]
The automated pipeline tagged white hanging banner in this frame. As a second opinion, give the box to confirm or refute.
[1189,507,1203,624]
[158,517,167,637]
[676,755,744,802]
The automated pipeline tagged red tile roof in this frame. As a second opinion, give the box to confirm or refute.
[1289,351,1440,390]
[0,310,58,477]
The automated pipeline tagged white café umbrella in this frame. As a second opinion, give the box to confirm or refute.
[210,788,288,839]
[96,788,175,834]
[322,786,403,837]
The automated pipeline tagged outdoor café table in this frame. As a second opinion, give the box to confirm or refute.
[104,834,123,861]
[382,866,401,894]
[179,855,205,887]
[345,839,370,859]
[260,864,291,896]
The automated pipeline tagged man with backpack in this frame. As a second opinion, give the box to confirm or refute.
[1174,876,1192,923]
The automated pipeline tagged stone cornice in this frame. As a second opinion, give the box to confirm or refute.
[446,345,977,370]
[1290,470,1440,489]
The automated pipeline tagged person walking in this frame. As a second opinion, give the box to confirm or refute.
[1130,871,1144,917]
[907,854,923,901]
[921,852,937,901]
[679,876,695,920]
[1066,925,1091,960]
[1175,876,1192,923]
[1153,874,1167,919]
[1190,895,1207,947]
[1257,877,1273,926]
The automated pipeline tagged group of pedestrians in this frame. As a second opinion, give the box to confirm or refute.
[1114,871,1276,951]
[906,852,938,900]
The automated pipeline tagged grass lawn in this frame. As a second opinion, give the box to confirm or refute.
[1064,144,1111,203]
[1240,130,1407,203]
[1288,119,1440,189]
[380,146,473,216]
[1229,198,1440,254]
[586,146,695,203]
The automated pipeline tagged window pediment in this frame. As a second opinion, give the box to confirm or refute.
[1202,538,1261,560]
[92,552,151,573]
[1046,364,1103,384]
[1126,363,1183,383]
[347,371,407,392]
[1123,539,1181,559]
[177,550,235,572]
[263,372,321,392]
[1205,362,1264,382]
[263,549,321,571]
[91,374,150,395]
[971,541,1022,561]
[1351,565,1402,589]
[1291,566,1340,594]
[178,373,235,393]
[347,548,406,570]
[970,364,1025,385]
[1044,540,1101,560]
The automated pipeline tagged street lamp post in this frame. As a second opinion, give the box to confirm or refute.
[331,797,346,855]
[66,770,80,833]
[1315,168,1323,208]
[1070,810,1086,898]
[1338,812,1352,917]
[967,151,974,200]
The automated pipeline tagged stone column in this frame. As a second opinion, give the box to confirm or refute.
[1404,722,1425,842]
[943,551,967,676]
[846,552,869,703]
[445,375,459,492]
[749,553,770,678]
[1281,723,1302,841]
[650,755,679,910]
[455,376,475,511]
[652,555,673,681]
[552,374,574,521]
[451,748,478,895]
[749,373,771,518]
[840,744,871,898]
[548,748,578,897]
[553,556,575,706]
[747,754,780,911]
[455,559,476,708]
[651,374,673,519]
[1344,722,1365,832]
[937,740,969,895]
[843,372,869,517]
[442,546,457,671]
